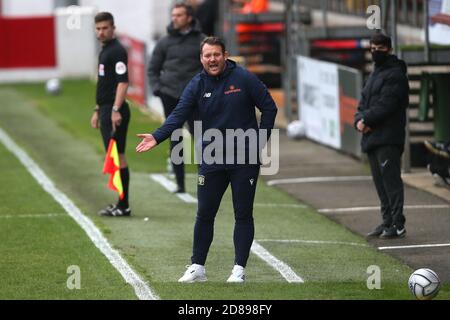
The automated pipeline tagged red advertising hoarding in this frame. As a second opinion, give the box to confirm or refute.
[0,16,56,68]
[118,34,147,106]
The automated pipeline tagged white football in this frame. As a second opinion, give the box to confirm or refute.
[408,268,441,300]
[45,78,61,95]
[287,120,306,139]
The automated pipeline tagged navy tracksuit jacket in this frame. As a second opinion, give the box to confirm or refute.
[153,59,277,170]
[152,59,278,267]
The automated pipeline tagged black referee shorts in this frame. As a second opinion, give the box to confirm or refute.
[99,102,130,154]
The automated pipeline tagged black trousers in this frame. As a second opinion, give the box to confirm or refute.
[367,145,406,228]
[192,165,260,268]
[159,93,194,190]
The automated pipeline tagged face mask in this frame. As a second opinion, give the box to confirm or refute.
[371,50,389,65]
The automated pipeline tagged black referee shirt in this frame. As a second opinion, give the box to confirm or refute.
[96,38,129,106]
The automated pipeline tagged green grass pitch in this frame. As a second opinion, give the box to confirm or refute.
[0,80,448,300]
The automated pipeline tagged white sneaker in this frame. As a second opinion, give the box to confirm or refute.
[178,264,207,283]
[226,265,245,283]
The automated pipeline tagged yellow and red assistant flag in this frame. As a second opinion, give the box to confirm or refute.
[103,138,124,200]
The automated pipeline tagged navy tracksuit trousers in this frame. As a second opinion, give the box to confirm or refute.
[192,165,260,268]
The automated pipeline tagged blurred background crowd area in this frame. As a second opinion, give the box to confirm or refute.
[1,0,450,169]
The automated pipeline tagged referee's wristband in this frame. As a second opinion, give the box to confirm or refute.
[112,105,120,112]
[93,107,99,112]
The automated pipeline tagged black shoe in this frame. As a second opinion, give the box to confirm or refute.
[98,204,116,216]
[98,204,131,217]
[379,226,406,239]
[174,187,185,194]
[424,140,450,159]
[110,206,131,217]
[434,174,450,187]
[366,224,387,237]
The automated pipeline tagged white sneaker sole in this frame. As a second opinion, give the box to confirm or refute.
[178,276,207,283]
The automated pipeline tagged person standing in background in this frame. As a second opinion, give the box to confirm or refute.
[91,12,132,217]
[354,33,409,239]
[148,2,206,193]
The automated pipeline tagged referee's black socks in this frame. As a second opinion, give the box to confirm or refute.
[118,167,130,209]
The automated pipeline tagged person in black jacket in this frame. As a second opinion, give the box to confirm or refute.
[354,33,409,239]
[148,2,206,193]
[137,37,277,283]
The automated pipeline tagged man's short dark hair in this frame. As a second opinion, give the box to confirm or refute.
[370,33,392,49]
[173,2,195,17]
[95,12,115,26]
[200,36,226,54]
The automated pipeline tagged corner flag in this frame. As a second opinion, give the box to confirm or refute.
[103,138,124,200]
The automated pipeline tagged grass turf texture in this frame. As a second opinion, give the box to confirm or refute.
[0,80,448,300]
[2,80,197,173]
[0,142,136,299]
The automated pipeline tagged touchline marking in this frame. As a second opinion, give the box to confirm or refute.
[257,239,369,247]
[150,173,304,283]
[150,174,197,203]
[378,243,450,250]
[0,213,66,219]
[254,203,308,209]
[267,176,372,186]
[318,204,450,214]
[266,172,430,186]
[251,241,304,283]
[150,174,308,209]
[256,239,450,252]
[0,128,159,300]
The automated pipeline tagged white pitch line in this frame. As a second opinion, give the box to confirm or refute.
[150,174,197,203]
[378,243,450,250]
[266,172,431,186]
[0,213,66,219]
[150,173,304,283]
[267,176,372,186]
[257,239,369,247]
[150,175,308,209]
[0,128,159,300]
[318,204,450,214]
[254,203,308,209]
[251,241,304,283]
[256,238,450,252]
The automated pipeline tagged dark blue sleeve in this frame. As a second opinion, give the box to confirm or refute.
[152,79,198,144]
[246,71,278,134]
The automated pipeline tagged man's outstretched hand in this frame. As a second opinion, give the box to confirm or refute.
[136,134,157,153]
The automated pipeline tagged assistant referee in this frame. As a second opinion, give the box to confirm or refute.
[90,12,131,217]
